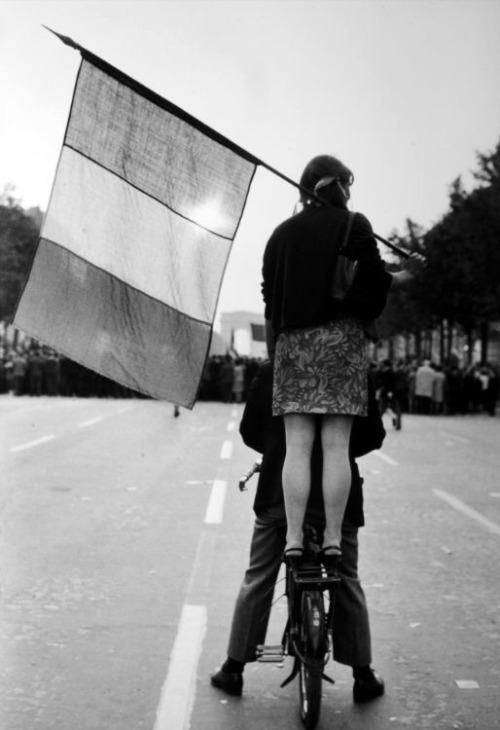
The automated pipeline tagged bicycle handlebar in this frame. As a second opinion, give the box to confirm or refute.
[238,459,262,491]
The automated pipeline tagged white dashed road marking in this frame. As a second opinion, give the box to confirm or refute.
[153,604,207,730]
[78,416,104,428]
[204,480,227,524]
[434,489,500,535]
[441,431,469,443]
[373,450,399,466]
[10,434,56,453]
[219,440,233,459]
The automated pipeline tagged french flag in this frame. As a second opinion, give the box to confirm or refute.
[14,39,256,408]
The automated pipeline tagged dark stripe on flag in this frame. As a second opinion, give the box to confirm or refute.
[14,240,211,407]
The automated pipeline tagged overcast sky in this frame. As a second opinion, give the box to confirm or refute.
[2,0,500,318]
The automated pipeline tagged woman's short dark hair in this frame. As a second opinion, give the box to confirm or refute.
[299,154,353,203]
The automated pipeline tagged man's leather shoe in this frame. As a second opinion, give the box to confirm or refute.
[210,667,243,696]
[353,669,385,703]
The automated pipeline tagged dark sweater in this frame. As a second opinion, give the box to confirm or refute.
[262,203,392,336]
[239,362,386,526]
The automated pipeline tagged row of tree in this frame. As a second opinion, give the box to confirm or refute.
[0,185,41,322]
[1,140,499,363]
[379,140,500,364]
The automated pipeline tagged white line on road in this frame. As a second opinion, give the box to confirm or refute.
[10,434,56,453]
[219,440,233,459]
[227,420,236,432]
[434,489,500,535]
[77,416,104,428]
[117,406,133,414]
[204,480,227,524]
[153,604,207,730]
[373,450,399,466]
[441,431,469,443]
[186,532,217,602]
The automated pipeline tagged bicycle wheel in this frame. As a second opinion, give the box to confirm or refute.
[298,590,326,729]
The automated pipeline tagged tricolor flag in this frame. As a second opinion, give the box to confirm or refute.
[250,323,266,342]
[13,33,257,408]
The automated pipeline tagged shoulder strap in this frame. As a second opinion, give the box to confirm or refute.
[339,211,356,252]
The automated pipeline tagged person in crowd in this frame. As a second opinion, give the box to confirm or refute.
[218,356,235,403]
[261,154,423,563]
[375,359,403,429]
[463,366,482,413]
[28,349,44,396]
[406,363,417,413]
[211,361,386,702]
[44,351,61,396]
[12,350,27,396]
[431,364,446,414]
[0,351,9,393]
[484,365,499,416]
[414,360,435,414]
[3,351,14,393]
[232,358,246,403]
[198,360,213,401]
[445,363,464,415]
[394,360,410,416]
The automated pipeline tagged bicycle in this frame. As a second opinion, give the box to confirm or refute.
[238,461,340,729]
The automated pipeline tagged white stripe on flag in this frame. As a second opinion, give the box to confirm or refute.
[43,148,231,323]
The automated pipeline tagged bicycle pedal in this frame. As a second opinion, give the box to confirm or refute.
[256,644,285,662]
[293,571,340,588]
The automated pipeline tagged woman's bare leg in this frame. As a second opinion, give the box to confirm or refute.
[321,415,354,553]
[282,413,316,552]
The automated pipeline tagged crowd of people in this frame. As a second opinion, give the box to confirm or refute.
[0,340,267,402]
[371,357,499,418]
[0,340,498,417]
[0,344,144,399]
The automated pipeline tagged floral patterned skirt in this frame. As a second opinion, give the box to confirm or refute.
[272,317,368,417]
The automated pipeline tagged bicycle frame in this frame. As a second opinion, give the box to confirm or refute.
[240,461,341,729]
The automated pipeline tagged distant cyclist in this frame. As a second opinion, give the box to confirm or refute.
[376,359,406,430]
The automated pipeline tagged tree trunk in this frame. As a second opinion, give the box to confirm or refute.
[480,321,489,365]
[414,330,422,360]
[446,320,454,360]
[388,336,395,360]
[439,321,445,363]
[466,329,474,365]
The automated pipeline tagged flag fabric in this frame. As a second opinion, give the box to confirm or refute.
[250,323,266,342]
[13,47,257,408]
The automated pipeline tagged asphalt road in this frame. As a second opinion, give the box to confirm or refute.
[1,395,499,730]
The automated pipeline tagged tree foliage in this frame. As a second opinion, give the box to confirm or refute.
[379,138,500,361]
[0,186,40,321]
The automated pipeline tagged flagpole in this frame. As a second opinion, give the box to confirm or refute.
[44,26,410,260]
[250,159,410,259]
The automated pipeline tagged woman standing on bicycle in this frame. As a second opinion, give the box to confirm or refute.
[262,154,421,563]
